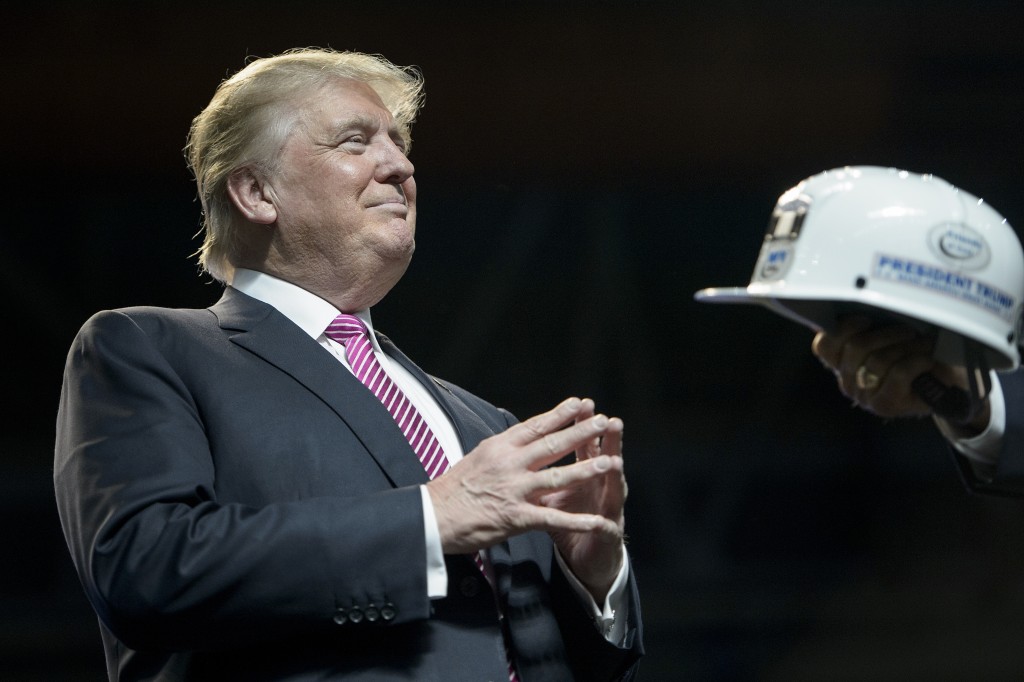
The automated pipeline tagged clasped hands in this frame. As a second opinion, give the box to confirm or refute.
[428,397,626,602]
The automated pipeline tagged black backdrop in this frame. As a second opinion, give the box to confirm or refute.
[7,2,1024,679]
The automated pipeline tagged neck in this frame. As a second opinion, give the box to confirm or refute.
[232,262,402,314]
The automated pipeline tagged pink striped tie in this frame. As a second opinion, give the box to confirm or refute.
[325,314,449,478]
[325,314,519,682]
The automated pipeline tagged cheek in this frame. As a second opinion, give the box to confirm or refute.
[325,159,368,196]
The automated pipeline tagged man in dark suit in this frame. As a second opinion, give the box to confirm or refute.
[54,48,643,681]
[813,316,1024,495]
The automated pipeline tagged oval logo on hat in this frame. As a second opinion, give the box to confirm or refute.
[928,223,990,270]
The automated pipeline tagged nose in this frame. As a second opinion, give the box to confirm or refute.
[376,139,415,185]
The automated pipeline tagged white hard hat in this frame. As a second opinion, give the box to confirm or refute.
[695,166,1024,371]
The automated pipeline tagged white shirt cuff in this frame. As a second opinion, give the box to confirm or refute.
[934,370,1005,469]
[554,544,631,645]
[420,485,448,598]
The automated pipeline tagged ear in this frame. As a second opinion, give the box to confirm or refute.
[226,167,278,225]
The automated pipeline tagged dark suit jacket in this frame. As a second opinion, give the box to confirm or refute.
[54,287,643,681]
[953,369,1024,497]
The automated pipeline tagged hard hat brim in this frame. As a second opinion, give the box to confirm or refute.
[694,285,1019,370]
[694,285,838,334]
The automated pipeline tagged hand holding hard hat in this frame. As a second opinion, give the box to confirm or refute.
[810,315,991,432]
[696,166,1024,427]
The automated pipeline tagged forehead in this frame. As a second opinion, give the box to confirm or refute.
[298,78,396,131]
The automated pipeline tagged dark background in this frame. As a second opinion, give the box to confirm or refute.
[6,1,1024,679]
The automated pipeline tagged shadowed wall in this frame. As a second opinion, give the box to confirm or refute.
[5,2,1024,679]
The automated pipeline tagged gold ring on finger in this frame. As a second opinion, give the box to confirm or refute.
[855,364,881,391]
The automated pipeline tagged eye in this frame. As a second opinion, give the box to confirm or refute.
[339,135,367,149]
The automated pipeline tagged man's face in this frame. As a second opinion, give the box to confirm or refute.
[261,78,417,302]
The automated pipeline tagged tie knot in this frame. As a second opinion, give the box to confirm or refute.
[324,313,367,345]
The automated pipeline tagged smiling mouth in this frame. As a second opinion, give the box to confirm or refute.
[368,201,409,215]
[368,197,407,208]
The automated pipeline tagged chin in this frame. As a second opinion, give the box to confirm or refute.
[378,235,415,266]
[386,220,416,253]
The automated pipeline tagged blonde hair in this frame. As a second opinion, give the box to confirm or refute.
[185,48,425,282]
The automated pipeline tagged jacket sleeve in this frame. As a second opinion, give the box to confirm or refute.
[952,369,1024,496]
[54,310,432,652]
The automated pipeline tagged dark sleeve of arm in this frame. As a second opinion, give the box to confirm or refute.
[54,310,431,652]
[953,369,1024,496]
[550,554,645,681]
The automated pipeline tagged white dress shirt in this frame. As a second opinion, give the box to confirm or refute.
[230,269,629,642]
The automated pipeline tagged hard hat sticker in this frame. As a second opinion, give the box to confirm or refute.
[752,241,795,281]
[873,253,1016,323]
[927,223,991,270]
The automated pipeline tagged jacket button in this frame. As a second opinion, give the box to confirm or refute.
[332,608,348,625]
[381,603,397,621]
[348,607,364,624]
[365,604,380,622]
[459,576,480,598]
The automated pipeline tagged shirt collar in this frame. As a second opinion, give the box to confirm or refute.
[231,268,377,344]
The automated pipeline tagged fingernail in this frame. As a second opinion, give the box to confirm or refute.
[593,415,608,429]
[593,455,611,471]
[565,397,581,411]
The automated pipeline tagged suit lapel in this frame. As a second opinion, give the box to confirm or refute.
[210,288,429,489]
[377,333,499,455]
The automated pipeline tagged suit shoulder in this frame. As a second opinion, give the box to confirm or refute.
[430,377,517,427]
[83,305,216,332]
[74,306,222,355]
